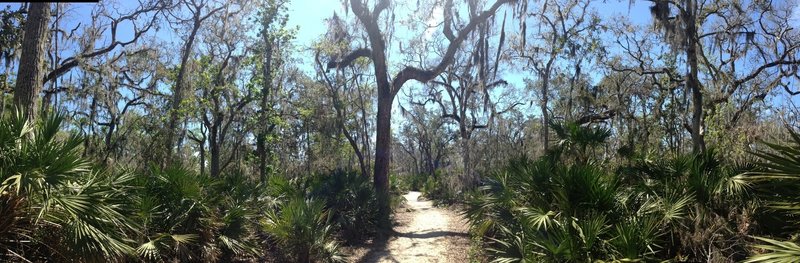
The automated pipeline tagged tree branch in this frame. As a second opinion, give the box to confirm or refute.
[327,48,372,69]
[391,0,515,95]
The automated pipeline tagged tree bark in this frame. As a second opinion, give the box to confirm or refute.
[166,18,201,161]
[460,131,473,187]
[258,39,274,183]
[373,92,393,229]
[684,0,706,153]
[541,65,552,153]
[14,2,51,121]
[165,1,227,162]
[209,120,220,177]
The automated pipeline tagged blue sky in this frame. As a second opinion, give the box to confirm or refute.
[278,0,658,124]
[5,0,799,126]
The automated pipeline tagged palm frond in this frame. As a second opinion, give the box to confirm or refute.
[744,237,800,263]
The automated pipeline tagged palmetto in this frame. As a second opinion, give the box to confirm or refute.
[131,166,262,262]
[463,121,753,262]
[261,174,343,263]
[744,126,800,263]
[0,110,135,261]
[0,111,265,262]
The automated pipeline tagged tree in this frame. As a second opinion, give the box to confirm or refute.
[39,0,165,116]
[398,102,453,179]
[14,2,50,121]
[605,20,686,154]
[165,0,231,160]
[256,0,294,182]
[648,0,800,153]
[0,5,25,118]
[315,13,376,179]
[192,7,254,177]
[330,0,515,229]
[316,55,373,179]
[405,5,523,188]
[515,0,600,153]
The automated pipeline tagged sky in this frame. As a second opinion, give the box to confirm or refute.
[5,0,800,128]
[278,0,658,124]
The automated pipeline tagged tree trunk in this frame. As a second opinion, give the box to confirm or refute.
[14,2,51,121]
[373,92,392,229]
[199,137,206,176]
[460,126,474,188]
[210,120,221,177]
[684,0,706,153]
[541,71,551,153]
[357,86,372,178]
[341,123,368,178]
[2,61,11,117]
[258,40,273,183]
[84,90,98,157]
[347,0,512,231]
[166,18,201,160]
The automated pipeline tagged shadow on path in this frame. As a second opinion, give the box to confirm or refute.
[353,191,468,263]
[355,233,393,263]
[396,231,469,239]
[354,230,470,262]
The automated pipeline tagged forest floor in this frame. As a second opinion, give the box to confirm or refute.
[347,191,473,263]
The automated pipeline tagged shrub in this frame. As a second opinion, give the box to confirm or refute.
[463,122,755,262]
[421,170,457,205]
[744,126,800,262]
[261,197,345,263]
[0,111,383,262]
[263,169,381,257]
[310,170,378,243]
[0,111,135,262]
[130,166,266,262]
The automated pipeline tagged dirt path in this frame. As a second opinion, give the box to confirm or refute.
[352,191,471,263]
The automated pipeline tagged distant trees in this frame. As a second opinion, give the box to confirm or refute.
[315,13,374,179]
[423,10,521,188]
[617,0,800,153]
[515,0,603,153]
[254,0,294,182]
[397,102,453,180]
[191,5,254,177]
[165,0,232,161]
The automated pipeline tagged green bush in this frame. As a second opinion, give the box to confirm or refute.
[463,121,755,262]
[0,111,375,262]
[390,173,410,194]
[262,197,344,263]
[131,166,262,262]
[421,171,457,206]
[264,169,380,254]
[310,170,378,243]
[0,111,135,261]
[744,126,800,262]
[391,173,427,192]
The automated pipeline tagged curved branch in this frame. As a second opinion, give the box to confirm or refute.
[327,48,372,69]
[391,0,516,95]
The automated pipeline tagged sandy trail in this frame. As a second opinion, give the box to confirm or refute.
[354,191,471,263]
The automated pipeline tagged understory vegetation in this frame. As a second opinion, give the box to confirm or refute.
[459,122,800,262]
[0,112,382,262]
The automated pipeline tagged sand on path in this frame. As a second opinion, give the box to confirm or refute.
[354,191,471,263]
